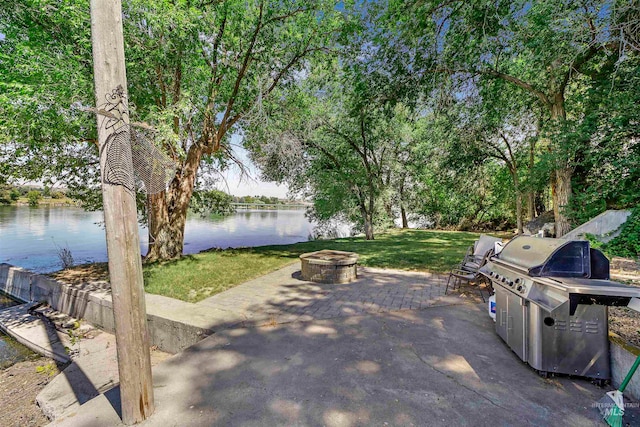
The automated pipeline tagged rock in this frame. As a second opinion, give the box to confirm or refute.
[541,222,556,237]
[523,211,555,235]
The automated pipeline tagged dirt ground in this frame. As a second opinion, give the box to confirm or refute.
[0,357,62,427]
[609,257,640,347]
[49,262,109,285]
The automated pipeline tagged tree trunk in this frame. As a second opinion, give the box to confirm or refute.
[399,175,408,228]
[400,203,408,228]
[366,182,375,240]
[554,166,573,237]
[549,95,572,237]
[527,138,536,220]
[359,203,375,240]
[527,192,536,220]
[515,191,523,234]
[145,145,202,262]
[146,193,187,261]
[511,169,523,234]
[363,215,374,240]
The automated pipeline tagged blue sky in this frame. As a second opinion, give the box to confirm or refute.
[215,135,289,198]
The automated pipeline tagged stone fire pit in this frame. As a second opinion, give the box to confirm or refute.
[299,250,359,284]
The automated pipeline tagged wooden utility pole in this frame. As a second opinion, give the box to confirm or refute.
[90,1,155,424]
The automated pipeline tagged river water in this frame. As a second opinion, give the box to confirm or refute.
[0,205,315,273]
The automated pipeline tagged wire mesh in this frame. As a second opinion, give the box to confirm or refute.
[101,125,176,195]
[97,86,176,194]
[130,127,176,194]
[102,127,136,193]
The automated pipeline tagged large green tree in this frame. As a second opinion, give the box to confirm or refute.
[248,62,418,239]
[387,0,631,235]
[1,0,340,261]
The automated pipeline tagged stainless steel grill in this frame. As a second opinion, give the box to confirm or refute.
[480,235,640,382]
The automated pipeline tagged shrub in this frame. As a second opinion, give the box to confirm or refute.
[603,206,640,259]
[27,190,42,206]
[53,240,75,269]
[0,191,10,205]
[9,189,19,201]
[190,189,235,217]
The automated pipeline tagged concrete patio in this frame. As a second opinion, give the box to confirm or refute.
[48,301,617,426]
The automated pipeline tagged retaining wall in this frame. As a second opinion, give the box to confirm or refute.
[0,263,211,354]
[609,334,640,401]
[562,209,631,243]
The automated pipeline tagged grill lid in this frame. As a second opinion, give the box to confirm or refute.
[497,236,592,278]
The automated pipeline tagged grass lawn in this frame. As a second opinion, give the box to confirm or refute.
[141,229,481,302]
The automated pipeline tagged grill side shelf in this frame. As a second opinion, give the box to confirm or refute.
[527,285,566,313]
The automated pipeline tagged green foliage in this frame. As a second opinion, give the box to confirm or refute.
[26,190,41,206]
[9,189,19,201]
[385,0,638,232]
[603,207,640,259]
[35,362,58,377]
[248,50,422,239]
[563,194,607,227]
[2,0,638,241]
[2,0,341,258]
[0,190,10,204]
[564,54,640,225]
[190,189,235,217]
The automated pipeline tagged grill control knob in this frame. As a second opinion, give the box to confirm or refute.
[515,278,521,284]
[508,281,514,287]
[517,285,523,292]
[501,277,507,283]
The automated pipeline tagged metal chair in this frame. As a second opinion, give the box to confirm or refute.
[445,234,501,301]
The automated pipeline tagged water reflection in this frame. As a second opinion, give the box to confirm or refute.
[0,206,314,273]
[0,294,34,368]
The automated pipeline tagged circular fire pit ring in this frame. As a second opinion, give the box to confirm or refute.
[299,250,359,284]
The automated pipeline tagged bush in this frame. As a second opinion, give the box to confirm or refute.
[51,191,65,199]
[190,189,235,216]
[53,240,74,269]
[9,189,19,201]
[603,206,640,259]
[0,191,10,205]
[27,190,42,206]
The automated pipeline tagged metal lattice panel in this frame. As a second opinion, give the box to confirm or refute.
[130,127,176,194]
[98,86,176,195]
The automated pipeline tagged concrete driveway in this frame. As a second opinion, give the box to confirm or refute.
[49,301,611,427]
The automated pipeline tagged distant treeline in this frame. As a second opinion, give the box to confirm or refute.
[0,185,72,207]
[190,190,304,217]
[232,195,282,205]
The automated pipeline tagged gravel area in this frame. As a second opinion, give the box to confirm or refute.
[609,257,640,347]
[0,357,62,427]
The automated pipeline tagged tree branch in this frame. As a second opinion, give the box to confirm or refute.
[217,0,265,142]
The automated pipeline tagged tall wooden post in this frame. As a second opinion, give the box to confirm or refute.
[90,1,155,424]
